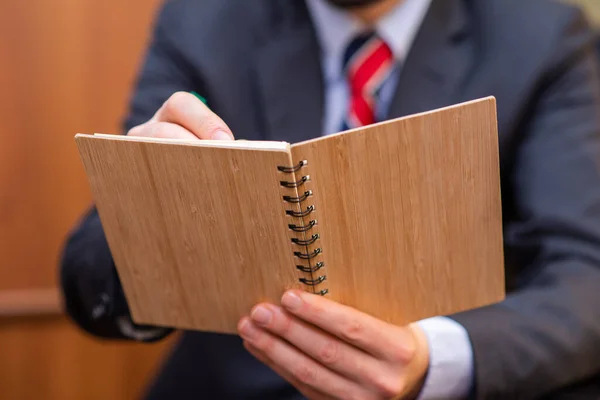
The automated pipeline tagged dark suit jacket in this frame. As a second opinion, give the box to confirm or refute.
[61,0,600,398]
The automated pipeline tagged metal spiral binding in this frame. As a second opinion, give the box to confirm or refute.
[288,220,317,232]
[294,248,322,259]
[283,190,312,203]
[286,205,315,218]
[291,233,319,246]
[296,261,325,273]
[277,160,306,173]
[280,175,310,188]
[299,276,327,285]
[278,160,328,296]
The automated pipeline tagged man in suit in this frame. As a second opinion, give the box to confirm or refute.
[61,0,600,398]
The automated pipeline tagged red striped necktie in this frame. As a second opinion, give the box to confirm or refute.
[342,31,394,130]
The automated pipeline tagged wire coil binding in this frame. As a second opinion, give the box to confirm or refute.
[278,159,327,295]
[299,276,327,285]
[291,233,320,246]
[296,261,325,273]
[280,175,310,188]
[288,220,317,232]
[283,190,312,203]
[294,248,322,259]
[277,160,306,173]
[286,205,315,218]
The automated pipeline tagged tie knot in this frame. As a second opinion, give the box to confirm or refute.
[342,31,394,94]
[343,31,376,70]
[340,32,395,130]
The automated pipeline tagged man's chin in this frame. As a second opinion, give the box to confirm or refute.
[325,0,386,9]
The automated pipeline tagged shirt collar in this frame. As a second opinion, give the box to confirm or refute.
[306,0,432,82]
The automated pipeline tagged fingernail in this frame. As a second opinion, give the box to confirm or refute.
[251,306,272,325]
[238,318,258,339]
[212,130,233,140]
[281,291,303,310]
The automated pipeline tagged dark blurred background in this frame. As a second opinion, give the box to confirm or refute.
[0,0,597,399]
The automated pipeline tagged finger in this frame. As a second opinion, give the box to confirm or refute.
[238,317,368,399]
[250,303,383,385]
[127,121,199,140]
[281,290,415,362]
[243,341,334,400]
[152,91,233,140]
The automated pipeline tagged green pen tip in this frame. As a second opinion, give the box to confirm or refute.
[190,91,207,105]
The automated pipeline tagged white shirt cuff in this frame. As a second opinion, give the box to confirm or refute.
[416,316,474,399]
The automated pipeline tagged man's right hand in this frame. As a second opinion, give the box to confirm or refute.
[127,91,234,141]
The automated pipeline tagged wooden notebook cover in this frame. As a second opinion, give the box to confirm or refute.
[290,97,505,326]
[75,137,305,333]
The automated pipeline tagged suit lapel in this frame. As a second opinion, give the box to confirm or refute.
[253,3,324,143]
[388,0,472,119]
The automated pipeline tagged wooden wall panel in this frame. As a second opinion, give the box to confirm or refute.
[1,316,175,400]
[0,0,161,290]
[0,0,174,399]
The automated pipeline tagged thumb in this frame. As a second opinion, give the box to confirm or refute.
[153,91,234,140]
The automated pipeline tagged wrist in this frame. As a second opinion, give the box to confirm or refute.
[404,323,430,399]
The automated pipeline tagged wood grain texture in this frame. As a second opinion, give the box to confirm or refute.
[76,138,303,333]
[291,97,505,325]
[0,0,160,291]
[0,316,174,400]
[0,0,172,398]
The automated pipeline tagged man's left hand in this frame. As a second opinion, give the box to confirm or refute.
[237,289,430,400]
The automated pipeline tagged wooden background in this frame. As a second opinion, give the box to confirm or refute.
[0,0,597,399]
[0,0,174,399]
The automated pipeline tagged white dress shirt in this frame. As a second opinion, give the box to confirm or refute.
[305,0,474,398]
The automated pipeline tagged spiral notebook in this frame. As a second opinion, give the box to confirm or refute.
[75,97,505,334]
